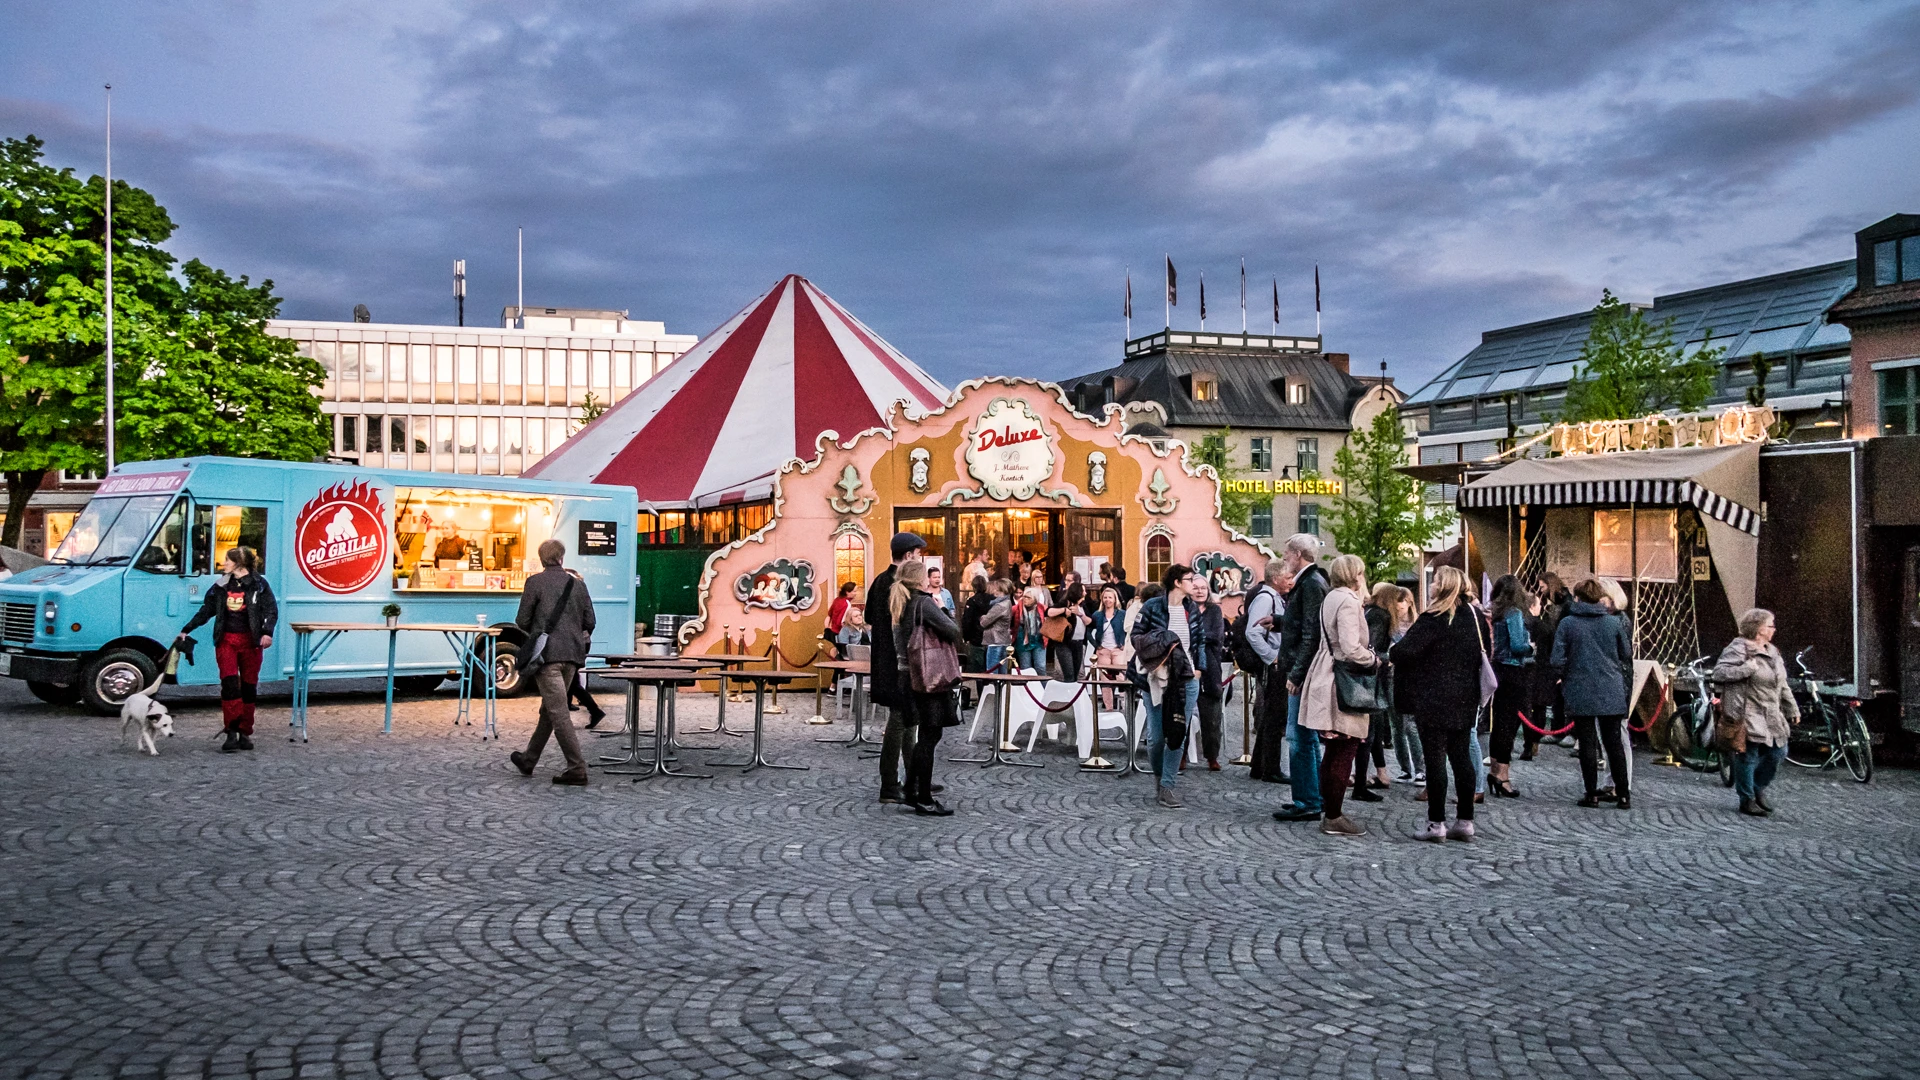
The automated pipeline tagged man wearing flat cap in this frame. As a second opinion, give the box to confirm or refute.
[869,531,926,803]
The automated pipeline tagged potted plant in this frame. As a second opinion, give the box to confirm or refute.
[381,603,402,629]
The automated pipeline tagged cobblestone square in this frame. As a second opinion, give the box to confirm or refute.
[2,678,1916,1079]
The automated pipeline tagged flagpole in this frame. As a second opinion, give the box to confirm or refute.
[1164,254,1171,329]
[103,84,115,474]
[1240,258,1247,334]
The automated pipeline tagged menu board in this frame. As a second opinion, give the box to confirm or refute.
[578,519,618,556]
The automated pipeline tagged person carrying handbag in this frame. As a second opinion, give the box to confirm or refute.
[509,540,597,786]
[1295,554,1379,837]
[891,561,963,816]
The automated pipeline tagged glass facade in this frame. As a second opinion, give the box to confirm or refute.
[272,318,696,476]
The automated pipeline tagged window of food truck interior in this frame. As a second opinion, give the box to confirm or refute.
[1592,509,1677,583]
[393,487,558,591]
[190,504,269,575]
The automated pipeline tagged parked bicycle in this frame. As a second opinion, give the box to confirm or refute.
[1665,655,1734,787]
[1786,647,1873,783]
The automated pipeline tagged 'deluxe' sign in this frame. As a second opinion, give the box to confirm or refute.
[965,397,1055,500]
[295,480,388,594]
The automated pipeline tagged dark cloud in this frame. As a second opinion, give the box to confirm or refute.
[3,0,1915,393]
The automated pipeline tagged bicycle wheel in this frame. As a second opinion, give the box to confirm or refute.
[1840,707,1873,783]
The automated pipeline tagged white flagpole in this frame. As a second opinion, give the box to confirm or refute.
[103,84,115,474]
[1240,258,1246,333]
[516,227,524,328]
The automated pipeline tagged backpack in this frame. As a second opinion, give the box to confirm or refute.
[1228,582,1273,673]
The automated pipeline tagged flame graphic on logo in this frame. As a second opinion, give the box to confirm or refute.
[299,479,385,524]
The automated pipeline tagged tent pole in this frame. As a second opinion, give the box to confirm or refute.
[1630,497,1639,658]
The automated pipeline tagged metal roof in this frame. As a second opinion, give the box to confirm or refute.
[1062,346,1367,432]
[1407,261,1856,407]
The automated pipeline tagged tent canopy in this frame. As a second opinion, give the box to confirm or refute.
[526,275,948,507]
[1458,442,1763,615]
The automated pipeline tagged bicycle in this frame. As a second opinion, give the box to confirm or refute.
[1664,655,1734,787]
[1786,647,1873,783]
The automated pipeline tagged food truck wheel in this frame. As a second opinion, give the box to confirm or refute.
[489,645,527,696]
[81,648,159,716]
[27,680,82,706]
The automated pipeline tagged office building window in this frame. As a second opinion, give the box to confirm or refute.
[1883,367,1918,436]
[365,414,383,453]
[1298,502,1320,536]
[1249,504,1273,537]
[1250,437,1273,472]
[340,415,357,453]
[1296,437,1319,475]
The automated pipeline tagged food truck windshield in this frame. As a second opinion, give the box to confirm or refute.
[393,486,557,591]
[50,495,172,566]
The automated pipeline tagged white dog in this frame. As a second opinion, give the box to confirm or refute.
[120,670,174,755]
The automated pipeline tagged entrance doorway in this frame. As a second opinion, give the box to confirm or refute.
[894,507,1119,586]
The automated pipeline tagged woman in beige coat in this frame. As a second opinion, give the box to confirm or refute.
[1299,554,1378,836]
[1713,607,1798,818]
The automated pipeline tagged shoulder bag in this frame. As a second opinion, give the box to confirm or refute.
[1471,607,1498,707]
[1324,596,1382,712]
[907,604,964,694]
[517,575,576,674]
[1040,610,1071,643]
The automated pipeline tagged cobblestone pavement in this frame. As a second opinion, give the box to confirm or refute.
[2,675,1917,1080]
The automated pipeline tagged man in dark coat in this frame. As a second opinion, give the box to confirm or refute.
[1246,561,1293,782]
[1272,534,1330,822]
[509,539,598,786]
[1195,588,1229,769]
[870,532,926,803]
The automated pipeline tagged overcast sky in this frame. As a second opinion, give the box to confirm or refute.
[4,1,1918,394]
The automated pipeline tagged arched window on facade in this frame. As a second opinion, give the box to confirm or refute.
[834,531,869,594]
[1146,533,1172,588]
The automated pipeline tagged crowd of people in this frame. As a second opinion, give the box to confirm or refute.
[856,530,1794,836]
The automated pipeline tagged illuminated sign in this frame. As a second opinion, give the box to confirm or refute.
[1220,478,1342,496]
[965,397,1056,500]
[1547,405,1775,456]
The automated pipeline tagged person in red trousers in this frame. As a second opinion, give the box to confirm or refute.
[178,546,278,752]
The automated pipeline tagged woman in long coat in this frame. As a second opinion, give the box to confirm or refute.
[1297,554,1377,837]
[1551,577,1637,810]
[1713,607,1799,817]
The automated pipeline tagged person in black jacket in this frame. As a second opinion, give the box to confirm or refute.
[891,560,963,815]
[1350,584,1400,802]
[1390,566,1488,842]
[177,546,277,753]
[1195,586,1228,770]
[870,532,926,804]
[1552,577,1637,810]
[1273,534,1330,822]
[960,574,992,673]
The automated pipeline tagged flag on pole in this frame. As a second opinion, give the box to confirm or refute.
[1239,258,1247,332]
[1165,257,1177,305]
[1124,272,1132,319]
[1314,264,1322,338]
[1199,272,1207,327]
[1271,278,1280,331]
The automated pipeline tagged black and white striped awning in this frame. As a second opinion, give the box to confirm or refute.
[1459,476,1760,535]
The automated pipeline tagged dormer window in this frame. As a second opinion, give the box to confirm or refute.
[1285,380,1308,405]
[1873,234,1920,286]
[1191,373,1219,402]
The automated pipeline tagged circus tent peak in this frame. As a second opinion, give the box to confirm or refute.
[525,274,948,507]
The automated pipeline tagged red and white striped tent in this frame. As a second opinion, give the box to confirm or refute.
[526,274,948,507]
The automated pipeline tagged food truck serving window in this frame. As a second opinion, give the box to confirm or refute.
[394,487,556,591]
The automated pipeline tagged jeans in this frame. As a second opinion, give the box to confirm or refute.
[1394,711,1425,778]
[1469,728,1487,794]
[984,644,1009,673]
[1144,679,1201,789]
[1418,724,1477,823]
[880,705,918,796]
[1732,741,1788,801]
[523,663,587,775]
[1286,694,1322,814]
[1015,645,1047,673]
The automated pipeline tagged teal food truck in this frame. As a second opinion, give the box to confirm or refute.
[0,457,635,713]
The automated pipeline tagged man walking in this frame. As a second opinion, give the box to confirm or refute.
[1272,534,1329,822]
[509,539,597,786]
[870,531,926,804]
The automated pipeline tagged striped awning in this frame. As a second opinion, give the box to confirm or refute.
[1457,443,1763,536]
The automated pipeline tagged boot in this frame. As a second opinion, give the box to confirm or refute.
[219,726,239,753]
[1351,784,1384,803]
[236,734,254,751]
[1739,797,1768,817]
[552,768,590,786]
[509,751,535,776]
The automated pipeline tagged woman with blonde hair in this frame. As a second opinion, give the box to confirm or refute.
[1389,566,1489,842]
[889,560,964,816]
[1297,554,1378,836]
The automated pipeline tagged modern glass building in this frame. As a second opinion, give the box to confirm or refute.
[266,306,697,476]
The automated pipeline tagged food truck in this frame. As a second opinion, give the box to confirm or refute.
[0,457,635,713]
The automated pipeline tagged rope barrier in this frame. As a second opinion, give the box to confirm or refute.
[774,641,826,668]
[1516,709,1575,738]
[1629,680,1669,734]
[1021,682,1089,712]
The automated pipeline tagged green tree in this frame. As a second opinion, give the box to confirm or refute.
[117,260,328,461]
[1326,407,1453,585]
[1560,289,1723,423]
[0,135,178,548]
[572,389,606,433]
[1191,426,1265,536]
[0,134,327,548]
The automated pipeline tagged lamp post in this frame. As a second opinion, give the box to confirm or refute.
[103,84,115,474]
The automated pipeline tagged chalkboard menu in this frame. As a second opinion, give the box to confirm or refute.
[578,519,618,556]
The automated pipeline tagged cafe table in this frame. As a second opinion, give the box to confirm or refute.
[289,622,500,741]
[812,660,881,747]
[952,671,1053,768]
[588,654,718,743]
[595,666,716,781]
[704,669,813,772]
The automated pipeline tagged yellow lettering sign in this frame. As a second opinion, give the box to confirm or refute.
[1221,478,1343,496]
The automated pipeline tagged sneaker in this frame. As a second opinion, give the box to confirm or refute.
[1395,771,1415,784]
[1412,772,1426,784]
[1351,786,1384,803]
[1446,819,1475,842]
[1419,821,1447,843]
[1156,786,1184,809]
[552,769,590,786]
[1319,815,1365,837]
[236,735,254,751]
[219,727,239,753]
[1272,804,1318,822]
[509,751,535,776]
